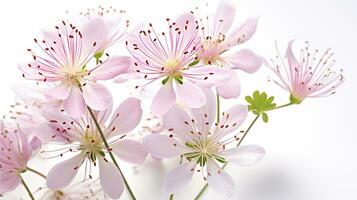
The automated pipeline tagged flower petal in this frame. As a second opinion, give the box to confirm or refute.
[190,88,216,133]
[82,82,112,111]
[151,82,176,117]
[63,87,85,118]
[98,158,124,199]
[107,97,142,136]
[213,104,248,140]
[45,82,71,100]
[90,56,131,80]
[216,71,241,99]
[183,66,230,87]
[163,104,193,140]
[207,160,235,197]
[46,154,83,189]
[221,145,265,166]
[225,49,262,73]
[0,175,21,195]
[143,134,181,159]
[111,139,148,165]
[176,81,206,108]
[212,0,236,35]
[162,162,196,194]
[226,18,258,46]
[286,40,299,70]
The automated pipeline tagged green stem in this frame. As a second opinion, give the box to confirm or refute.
[27,167,46,179]
[20,175,35,200]
[193,115,260,200]
[87,106,137,200]
[269,102,294,111]
[216,94,220,123]
[169,194,174,200]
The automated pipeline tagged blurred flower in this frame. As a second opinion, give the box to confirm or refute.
[33,98,146,199]
[143,89,265,196]
[19,21,131,117]
[0,121,41,196]
[268,41,345,103]
[40,179,108,200]
[196,0,262,98]
[126,13,230,116]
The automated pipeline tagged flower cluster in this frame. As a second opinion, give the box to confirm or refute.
[0,1,344,200]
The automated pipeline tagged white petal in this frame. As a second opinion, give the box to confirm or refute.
[162,162,196,194]
[221,145,265,166]
[90,56,131,80]
[143,134,181,159]
[163,104,193,141]
[111,139,148,165]
[207,161,235,197]
[216,71,241,99]
[176,81,206,108]
[212,0,236,35]
[46,154,83,189]
[225,49,262,73]
[99,158,124,199]
[82,82,112,111]
[151,82,176,117]
[63,87,85,118]
[45,82,70,100]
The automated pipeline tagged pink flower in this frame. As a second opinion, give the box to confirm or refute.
[268,41,345,103]
[19,21,131,117]
[196,0,263,98]
[33,98,146,199]
[0,121,41,196]
[143,89,265,196]
[126,13,230,117]
[76,6,129,53]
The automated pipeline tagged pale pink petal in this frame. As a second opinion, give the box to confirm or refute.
[207,160,235,197]
[190,88,216,133]
[80,17,109,54]
[225,49,262,73]
[143,134,181,159]
[226,18,258,46]
[29,136,41,154]
[63,87,85,118]
[163,104,194,141]
[106,97,142,136]
[90,56,131,80]
[46,154,83,189]
[111,139,148,165]
[176,81,206,108]
[151,82,176,117]
[216,71,241,99]
[82,82,112,111]
[162,162,196,194]
[0,175,21,195]
[173,13,199,48]
[45,82,71,100]
[183,66,230,87]
[212,0,236,35]
[286,40,299,70]
[98,158,124,199]
[221,145,265,166]
[213,104,248,140]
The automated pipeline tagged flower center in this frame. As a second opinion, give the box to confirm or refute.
[79,132,105,163]
[164,59,180,71]
[63,66,88,86]
[184,137,226,167]
[161,59,184,85]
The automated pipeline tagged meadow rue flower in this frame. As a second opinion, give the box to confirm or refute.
[19,20,131,117]
[33,97,146,199]
[126,13,230,117]
[196,0,263,98]
[76,6,129,54]
[268,41,345,103]
[0,121,41,197]
[143,89,265,196]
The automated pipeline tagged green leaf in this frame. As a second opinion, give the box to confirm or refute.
[245,90,277,119]
[162,77,170,85]
[262,112,269,123]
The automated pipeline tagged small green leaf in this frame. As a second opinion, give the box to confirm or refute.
[245,90,277,120]
[262,112,269,123]
[289,94,302,104]
[162,77,170,85]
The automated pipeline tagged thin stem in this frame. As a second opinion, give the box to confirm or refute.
[20,175,35,200]
[87,106,137,200]
[169,194,174,200]
[193,115,260,200]
[216,94,220,123]
[27,167,46,179]
[269,102,294,111]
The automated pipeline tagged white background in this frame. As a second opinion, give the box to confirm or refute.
[0,0,356,199]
